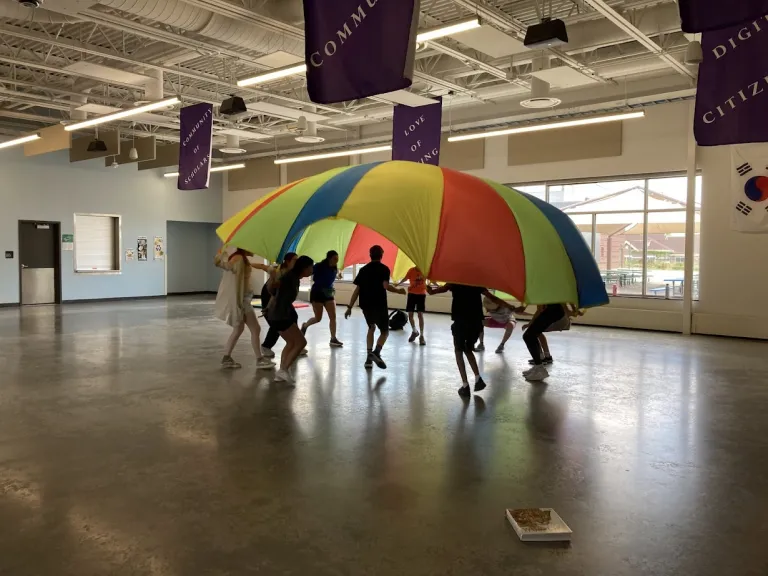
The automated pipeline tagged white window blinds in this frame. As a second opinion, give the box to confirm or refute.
[74,215,119,272]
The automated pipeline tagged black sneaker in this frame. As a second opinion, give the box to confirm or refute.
[473,343,485,352]
[365,353,373,370]
[369,351,387,369]
[408,331,419,343]
[330,338,344,348]
[528,356,553,365]
[458,385,471,398]
[474,377,487,392]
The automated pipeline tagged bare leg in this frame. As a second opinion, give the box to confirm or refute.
[367,325,375,351]
[417,312,425,334]
[225,322,245,357]
[375,329,389,350]
[538,334,551,358]
[324,300,337,340]
[243,309,264,359]
[280,324,307,371]
[464,348,481,379]
[500,322,516,347]
[408,311,416,332]
[454,347,469,383]
[303,302,324,332]
[477,327,485,346]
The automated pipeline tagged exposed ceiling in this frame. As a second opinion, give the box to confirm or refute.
[0,0,696,156]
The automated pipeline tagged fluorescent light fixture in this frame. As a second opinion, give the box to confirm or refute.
[65,97,180,131]
[163,163,246,178]
[0,133,40,150]
[274,145,391,165]
[447,111,645,142]
[416,18,480,43]
[236,19,480,88]
[237,63,308,87]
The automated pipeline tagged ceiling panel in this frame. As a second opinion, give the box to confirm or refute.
[64,62,154,87]
[376,91,440,107]
[531,67,600,89]
[453,25,530,58]
[246,102,327,122]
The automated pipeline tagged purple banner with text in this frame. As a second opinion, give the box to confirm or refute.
[694,19,768,146]
[679,0,768,33]
[303,0,420,104]
[178,102,213,190]
[392,97,443,165]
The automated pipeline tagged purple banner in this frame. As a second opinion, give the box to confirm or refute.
[392,97,443,164]
[303,0,419,104]
[679,1,768,33]
[178,102,213,190]
[694,20,768,145]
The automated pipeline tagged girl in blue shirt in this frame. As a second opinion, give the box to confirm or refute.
[301,250,343,347]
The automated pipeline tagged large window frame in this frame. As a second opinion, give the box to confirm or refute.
[513,172,701,300]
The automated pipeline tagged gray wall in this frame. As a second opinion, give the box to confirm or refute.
[166,221,221,294]
[0,148,222,304]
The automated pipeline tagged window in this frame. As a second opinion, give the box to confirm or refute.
[507,175,702,299]
[340,265,356,281]
[74,214,121,273]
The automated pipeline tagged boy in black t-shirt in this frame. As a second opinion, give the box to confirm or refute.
[428,283,518,397]
[345,245,406,369]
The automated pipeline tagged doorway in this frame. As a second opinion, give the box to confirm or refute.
[18,220,61,305]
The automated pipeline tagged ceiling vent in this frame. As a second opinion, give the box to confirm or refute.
[520,77,561,109]
[220,134,246,154]
[292,117,325,143]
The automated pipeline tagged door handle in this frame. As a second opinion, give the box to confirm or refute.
[21,264,29,269]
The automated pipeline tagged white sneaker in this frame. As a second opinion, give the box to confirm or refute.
[256,358,275,370]
[274,369,292,383]
[261,346,275,359]
[524,365,549,381]
[299,348,308,357]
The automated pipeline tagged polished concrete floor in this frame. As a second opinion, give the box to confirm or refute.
[1,296,767,576]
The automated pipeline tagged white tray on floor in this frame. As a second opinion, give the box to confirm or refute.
[506,508,572,542]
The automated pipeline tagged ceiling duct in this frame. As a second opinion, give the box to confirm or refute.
[96,0,304,57]
[520,77,561,109]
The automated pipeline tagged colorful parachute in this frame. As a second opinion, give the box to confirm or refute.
[217,161,608,308]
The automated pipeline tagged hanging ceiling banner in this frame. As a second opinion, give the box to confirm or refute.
[678,1,768,33]
[392,97,443,165]
[731,144,768,232]
[303,0,420,104]
[694,19,768,146]
[178,102,213,190]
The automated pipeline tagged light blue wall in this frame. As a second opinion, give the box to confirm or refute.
[0,148,222,304]
[166,221,221,294]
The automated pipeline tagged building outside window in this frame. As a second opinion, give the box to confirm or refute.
[513,176,701,299]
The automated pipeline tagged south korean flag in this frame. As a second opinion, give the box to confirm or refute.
[731,144,768,233]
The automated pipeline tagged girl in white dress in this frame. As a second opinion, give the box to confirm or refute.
[214,247,275,370]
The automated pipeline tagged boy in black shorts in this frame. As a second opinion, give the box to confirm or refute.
[397,265,428,345]
[345,245,406,369]
[428,283,516,397]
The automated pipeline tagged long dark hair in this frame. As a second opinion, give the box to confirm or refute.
[323,250,339,271]
[285,255,314,282]
[279,252,297,270]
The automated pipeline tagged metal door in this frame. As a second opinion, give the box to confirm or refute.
[19,221,58,305]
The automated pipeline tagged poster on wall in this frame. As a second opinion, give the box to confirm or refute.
[392,97,442,165]
[125,249,135,261]
[694,20,768,145]
[731,144,768,232]
[61,234,74,251]
[153,236,165,260]
[137,237,148,261]
[302,0,420,103]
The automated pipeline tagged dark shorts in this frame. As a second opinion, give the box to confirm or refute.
[406,293,426,313]
[362,307,389,332]
[451,320,483,351]
[310,287,335,304]
[268,309,298,333]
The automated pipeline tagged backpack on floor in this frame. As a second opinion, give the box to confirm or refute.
[388,309,408,331]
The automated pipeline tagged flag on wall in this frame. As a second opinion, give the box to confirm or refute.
[392,97,443,165]
[731,144,768,232]
[178,103,213,190]
[678,1,768,33]
[303,0,420,104]
[694,21,768,146]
